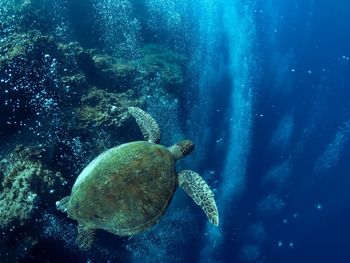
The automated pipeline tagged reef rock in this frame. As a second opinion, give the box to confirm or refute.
[140,44,187,92]
[91,53,138,92]
[0,145,66,262]
[71,87,145,153]
[0,145,65,229]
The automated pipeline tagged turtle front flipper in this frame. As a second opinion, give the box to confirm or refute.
[178,170,219,226]
[128,107,161,144]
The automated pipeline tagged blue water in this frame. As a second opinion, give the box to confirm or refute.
[1,0,350,262]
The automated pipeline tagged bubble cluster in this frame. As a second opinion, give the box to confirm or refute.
[0,45,65,141]
[126,206,196,263]
[240,244,261,262]
[263,158,292,190]
[257,194,286,216]
[315,120,350,174]
[93,0,141,58]
[41,213,76,248]
[145,0,186,32]
[269,111,294,150]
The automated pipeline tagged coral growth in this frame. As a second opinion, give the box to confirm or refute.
[0,145,65,229]
[91,53,139,92]
[0,145,66,262]
[75,88,142,131]
[140,44,187,92]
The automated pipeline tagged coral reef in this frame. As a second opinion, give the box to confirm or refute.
[0,145,65,228]
[75,88,142,131]
[0,145,65,262]
[140,44,187,92]
[90,53,139,92]
[71,87,144,153]
[0,0,189,260]
[0,29,185,142]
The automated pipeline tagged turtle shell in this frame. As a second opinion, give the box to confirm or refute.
[66,141,176,236]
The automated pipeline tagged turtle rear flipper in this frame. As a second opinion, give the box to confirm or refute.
[128,107,161,143]
[178,170,219,226]
[76,225,95,251]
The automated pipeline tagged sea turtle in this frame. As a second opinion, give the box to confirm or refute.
[56,107,219,249]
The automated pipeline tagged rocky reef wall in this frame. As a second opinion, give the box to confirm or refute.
[0,0,189,261]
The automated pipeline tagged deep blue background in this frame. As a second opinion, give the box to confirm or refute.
[235,1,350,262]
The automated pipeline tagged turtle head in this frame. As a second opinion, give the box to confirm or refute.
[168,140,194,161]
